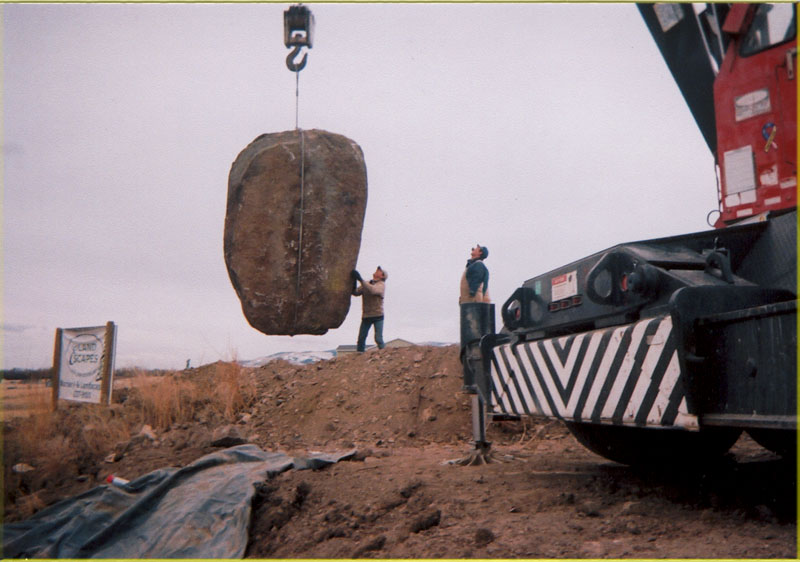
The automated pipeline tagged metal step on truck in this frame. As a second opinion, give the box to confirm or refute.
[460,3,797,465]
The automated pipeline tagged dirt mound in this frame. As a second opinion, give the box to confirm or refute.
[3,345,796,558]
[243,345,473,450]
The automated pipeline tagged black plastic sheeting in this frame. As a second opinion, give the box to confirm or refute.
[3,444,355,558]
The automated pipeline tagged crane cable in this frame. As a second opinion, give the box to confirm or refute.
[294,125,306,333]
[294,67,301,130]
[291,35,306,334]
[284,4,313,333]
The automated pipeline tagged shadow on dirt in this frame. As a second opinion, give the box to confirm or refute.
[595,455,797,523]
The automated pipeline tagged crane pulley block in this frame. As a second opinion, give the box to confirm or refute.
[284,5,314,49]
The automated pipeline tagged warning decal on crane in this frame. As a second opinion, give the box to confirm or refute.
[551,271,578,301]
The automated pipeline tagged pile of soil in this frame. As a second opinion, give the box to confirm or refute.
[3,345,797,558]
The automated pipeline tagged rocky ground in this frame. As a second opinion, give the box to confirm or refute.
[4,345,797,558]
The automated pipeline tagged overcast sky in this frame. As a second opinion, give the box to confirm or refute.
[2,3,718,370]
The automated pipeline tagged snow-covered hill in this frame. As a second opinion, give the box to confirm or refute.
[238,350,337,368]
[238,341,453,368]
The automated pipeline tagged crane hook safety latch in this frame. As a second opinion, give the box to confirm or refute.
[284,4,314,72]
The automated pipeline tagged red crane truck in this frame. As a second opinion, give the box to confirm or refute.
[461,3,797,464]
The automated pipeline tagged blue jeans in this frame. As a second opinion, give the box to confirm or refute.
[357,316,385,352]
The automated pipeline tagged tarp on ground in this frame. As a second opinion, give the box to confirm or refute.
[3,444,355,559]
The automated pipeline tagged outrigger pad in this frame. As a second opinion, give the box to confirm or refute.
[225,129,368,335]
[448,442,508,466]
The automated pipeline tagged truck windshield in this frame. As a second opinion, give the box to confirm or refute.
[740,3,796,57]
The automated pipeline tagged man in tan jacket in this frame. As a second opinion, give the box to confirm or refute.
[352,266,387,352]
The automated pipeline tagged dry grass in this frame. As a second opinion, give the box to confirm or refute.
[37,435,76,475]
[1,380,52,420]
[128,363,257,430]
[2,363,258,518]
[129,370,200,430]
[3,399,131,515]
[206,361,258,421]
[14,491,46,520]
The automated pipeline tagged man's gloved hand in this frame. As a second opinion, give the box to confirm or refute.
[351,270,363,281]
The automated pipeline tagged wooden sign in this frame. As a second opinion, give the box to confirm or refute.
[52,322,117,407]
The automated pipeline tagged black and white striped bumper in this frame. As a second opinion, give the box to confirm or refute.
[489,315,699,430]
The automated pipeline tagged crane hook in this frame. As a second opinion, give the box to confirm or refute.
[283,5,313,73]
[286,44,308,72]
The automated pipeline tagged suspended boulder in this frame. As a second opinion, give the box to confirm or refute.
[224,129,368,335]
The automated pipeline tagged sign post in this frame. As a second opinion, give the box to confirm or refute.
[52,322,117,408]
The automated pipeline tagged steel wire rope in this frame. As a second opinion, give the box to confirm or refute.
[293,69,306,333]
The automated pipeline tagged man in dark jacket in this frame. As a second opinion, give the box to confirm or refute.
[460,244,490,303]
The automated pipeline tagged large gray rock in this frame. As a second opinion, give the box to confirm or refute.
[225,129,367,335]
